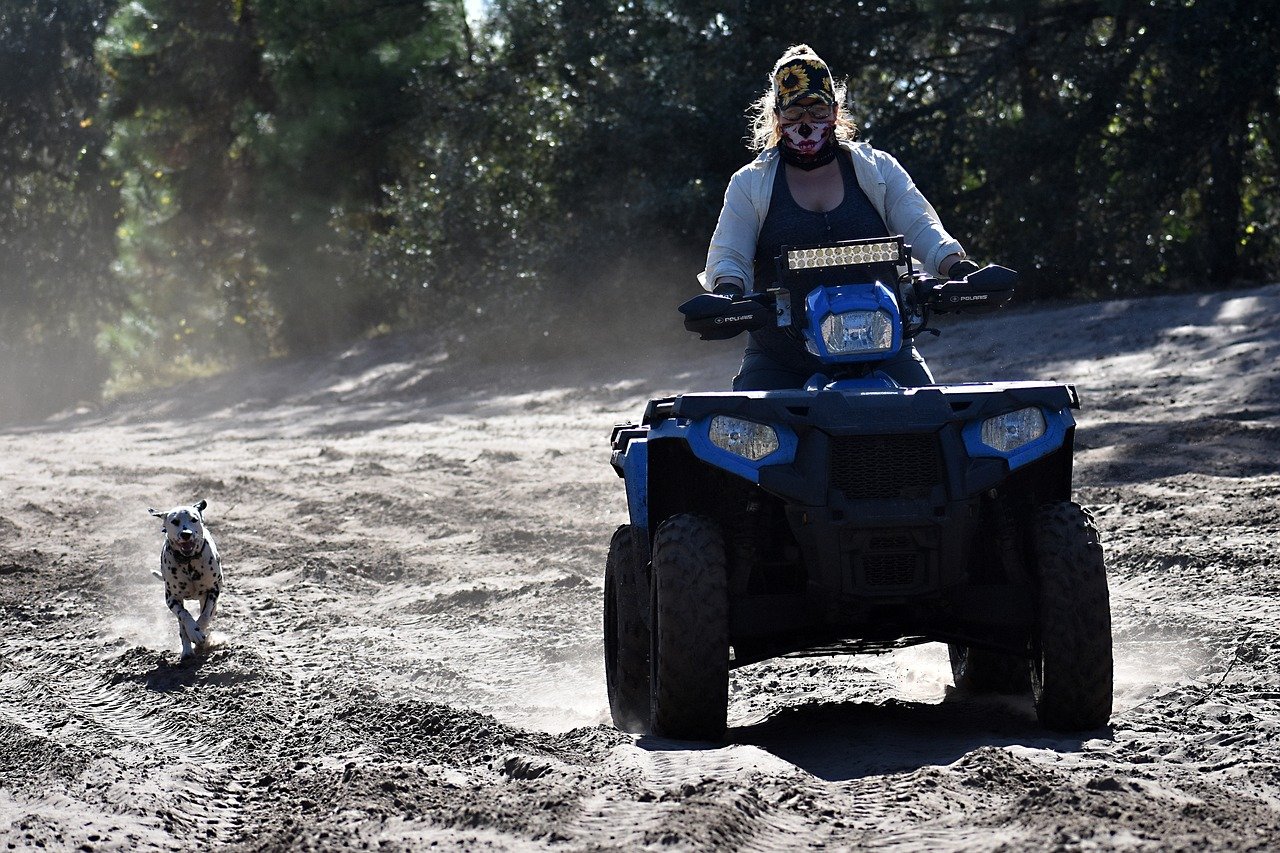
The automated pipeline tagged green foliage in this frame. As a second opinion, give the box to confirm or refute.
[825,0,1280,296]
[102,0,274,373]
[4,0,1279,418]
[373,0,777,332]
[378,0,1280,312]
[369,0,628,330]
[102,0,468,369]
[0,0,122,419]
[248,0,469,352]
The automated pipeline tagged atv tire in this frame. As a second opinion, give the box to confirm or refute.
[1030,502,1113,730]
[650,514,729,741]
[948,643,1030,694]
[604,524,651,733]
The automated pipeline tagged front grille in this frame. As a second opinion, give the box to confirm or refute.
[862,552,921,587]
[829,433,942,500]
[846,526,936,594]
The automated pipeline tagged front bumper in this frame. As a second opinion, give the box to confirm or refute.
[610,381,1077,642]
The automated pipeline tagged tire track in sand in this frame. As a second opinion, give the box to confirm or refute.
[0,639,300,845]
[0,642,229,761]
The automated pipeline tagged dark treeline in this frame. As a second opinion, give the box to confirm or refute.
[2,0,1277,419]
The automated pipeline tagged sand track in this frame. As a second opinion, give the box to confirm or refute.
[2,284,1279,850]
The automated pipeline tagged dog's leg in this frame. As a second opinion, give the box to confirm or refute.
[194,582,220,650]
[166,586,204,659]
[175,611,194,659]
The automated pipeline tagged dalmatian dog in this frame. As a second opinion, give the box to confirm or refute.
[148,499,222,660]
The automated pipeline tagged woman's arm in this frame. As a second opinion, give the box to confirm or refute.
[875,150,965,277]
[701,162,769,292]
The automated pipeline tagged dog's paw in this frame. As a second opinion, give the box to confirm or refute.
[188,626,206,646]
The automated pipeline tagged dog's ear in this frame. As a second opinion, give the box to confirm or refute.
[148,507,163,518]
[195,499,208,513]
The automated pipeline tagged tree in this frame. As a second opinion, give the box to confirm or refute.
[0,0,123,419]
[11,0,1275,419]
[249,0,470,352]
[826,0,1280,296]
[103,0,471,365]
[103,0,274,381]
[456,0,1280,301]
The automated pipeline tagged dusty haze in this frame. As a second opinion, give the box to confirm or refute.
[2,282,1279,850]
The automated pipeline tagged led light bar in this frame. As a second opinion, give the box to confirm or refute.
[786,240,904,271]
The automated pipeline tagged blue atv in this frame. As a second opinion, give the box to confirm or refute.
[604,235,1112,741]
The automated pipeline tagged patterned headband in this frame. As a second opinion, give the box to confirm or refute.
[773,56,836,111]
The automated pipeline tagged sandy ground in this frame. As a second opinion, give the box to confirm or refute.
[2,281,1280,851]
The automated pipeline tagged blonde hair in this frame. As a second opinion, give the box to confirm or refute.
[747,44,860,152]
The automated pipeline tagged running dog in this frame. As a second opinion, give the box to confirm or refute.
[148,500,222,660]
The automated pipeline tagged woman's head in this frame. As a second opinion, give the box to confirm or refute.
[748,44,859,152]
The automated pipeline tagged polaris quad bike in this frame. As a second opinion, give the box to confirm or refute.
[604,235,1112,741]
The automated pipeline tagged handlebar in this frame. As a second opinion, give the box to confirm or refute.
[921,264,1018,313]
[680,264,1018,341]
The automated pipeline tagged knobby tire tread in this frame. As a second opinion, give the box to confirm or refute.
[604,524,650,733]
[1032,501,1113,731]
[650,514,729,741]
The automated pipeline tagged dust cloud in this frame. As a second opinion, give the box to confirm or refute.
[1,281,1279,849]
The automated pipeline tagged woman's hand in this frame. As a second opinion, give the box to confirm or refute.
[712,277,746,297]
[941,255,980,279]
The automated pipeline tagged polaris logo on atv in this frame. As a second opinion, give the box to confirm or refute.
[950,293,990,303]
[714,315,754,324]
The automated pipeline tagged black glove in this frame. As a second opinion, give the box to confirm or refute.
[712,280,745,298]
[947,259,981,280]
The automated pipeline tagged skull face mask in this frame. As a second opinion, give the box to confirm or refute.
[779,119,836,170]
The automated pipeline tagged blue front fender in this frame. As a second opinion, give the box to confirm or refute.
[618,415,798,530]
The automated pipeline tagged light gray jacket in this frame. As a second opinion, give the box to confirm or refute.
[701,141,964,290]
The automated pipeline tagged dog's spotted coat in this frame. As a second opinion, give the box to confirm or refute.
[148,499,222,659]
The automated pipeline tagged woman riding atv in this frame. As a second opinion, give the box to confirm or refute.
[703,44,979,391]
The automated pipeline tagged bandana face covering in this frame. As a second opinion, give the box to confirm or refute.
[772,50,839,170]
[779,120,836,170]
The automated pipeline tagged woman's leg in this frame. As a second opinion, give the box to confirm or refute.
[732,347,813,391]
[876,345,935,387]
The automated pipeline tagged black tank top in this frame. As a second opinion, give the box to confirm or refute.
[750,150,891,367]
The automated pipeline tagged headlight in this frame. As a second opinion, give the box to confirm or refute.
[709,416,779,461]
[819,309,895,355]
[980,407,1047,452]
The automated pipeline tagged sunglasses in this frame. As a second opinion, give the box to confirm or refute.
[779,103,834,123]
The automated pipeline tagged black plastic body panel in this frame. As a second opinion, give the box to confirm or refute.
[612,382,1079,660]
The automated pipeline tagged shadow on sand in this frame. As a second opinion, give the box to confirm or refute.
[114,646,247,693]
[639,688,1108,782]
